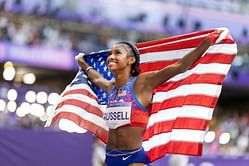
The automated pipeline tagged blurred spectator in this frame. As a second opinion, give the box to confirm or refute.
[175,17,188,35]
[92,138,106,166]
[168,155,189,166]
[238,28,249,45]
[192,20,202,31]
[0,16,110,53]
[18,115,32,129]
[203,106,249,156]
[0,0,249,158]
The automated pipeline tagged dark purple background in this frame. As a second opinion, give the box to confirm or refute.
[0,129,93,166]
[0,129,248,166]
[152,155,249,166]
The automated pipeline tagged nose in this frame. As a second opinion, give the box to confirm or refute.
[107,53,114,62]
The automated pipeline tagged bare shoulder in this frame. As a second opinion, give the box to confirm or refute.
[134,72,155,108]
[135,72,155,89]
[137,71,156,81]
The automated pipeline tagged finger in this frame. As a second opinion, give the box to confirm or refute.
[208,32,220,45]
[215,27,228,44]
[213,29,224,34]
[75,53,85,60]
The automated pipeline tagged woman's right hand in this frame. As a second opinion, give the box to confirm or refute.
[75,53,114,92]
[75,53,87,68]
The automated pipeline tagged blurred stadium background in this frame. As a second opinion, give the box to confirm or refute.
[0,0,249,166]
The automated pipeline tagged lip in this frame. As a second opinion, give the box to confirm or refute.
[108,62,117,65]
[107,60,118,64]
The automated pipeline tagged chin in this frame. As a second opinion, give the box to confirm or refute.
[109,69,117,74]
[108,64,117,69]
[108,66,116,72]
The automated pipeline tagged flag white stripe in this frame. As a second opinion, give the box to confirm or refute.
[168,63,231,82]
[139,34,208,51]
[55,105,109,131]
[141,48,194,62]
[208,44,237,54]
[143,129,206,151]
[62,84,97,98]
[140,44,237,63]
[161,34,208,45]
[57,94,102,110]
[153,84,222,103]
[147,106,214,128]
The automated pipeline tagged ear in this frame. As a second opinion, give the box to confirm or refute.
[128,56,136,65]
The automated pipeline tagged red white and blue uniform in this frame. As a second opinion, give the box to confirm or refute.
[104,77,149,129]
[104,77,151,166]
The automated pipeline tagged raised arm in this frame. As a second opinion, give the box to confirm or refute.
[76,53,114,92]
[141,30,222,90]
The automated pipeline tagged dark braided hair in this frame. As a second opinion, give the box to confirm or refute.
[117,42,140,76]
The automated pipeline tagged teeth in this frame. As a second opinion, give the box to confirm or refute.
[109,62,116,65]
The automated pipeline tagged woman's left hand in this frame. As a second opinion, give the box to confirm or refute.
[207,30,224,45]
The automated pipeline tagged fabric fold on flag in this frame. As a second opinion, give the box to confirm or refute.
[45,28,237,162]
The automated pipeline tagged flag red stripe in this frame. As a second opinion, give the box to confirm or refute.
[51,112,108,144]
[55,99,103,117]
[144,118,210,141]
[222,38,235,44]
[137,29,234,49]
[137,29,213,48]
[191,53,235,65]
[146,141,202,162]
[139,36,234,54]
[151,95,218,114]
[139,37,205,54]
[140,60,177,73]
[154,73,225,93]
[62,89,97,100]
[140,54,234,73]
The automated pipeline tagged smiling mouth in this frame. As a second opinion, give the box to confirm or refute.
[108,62,117,65]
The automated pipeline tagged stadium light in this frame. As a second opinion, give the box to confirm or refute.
[22,73,36,84]
[25,90,36,103]
[0,99,6,111]
[3,67,16,81]
[36,91,48,104]
[3,61,14,69]
[16,107,26,117]
[7,89,18,101]
[30,103,45,117]
[7,101,17,112]
[48,92,60,105]
[16,102,31,117]
[204,131,216,143]
[219,132,231,144]
[46,105,54,116]
[3,61,15,81]
[20,102,31,114]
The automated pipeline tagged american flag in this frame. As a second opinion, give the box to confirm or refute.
[46,28,237,162]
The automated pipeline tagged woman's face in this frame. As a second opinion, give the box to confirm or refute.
[107,44,134,73]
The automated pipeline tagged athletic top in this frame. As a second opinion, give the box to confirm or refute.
[103,77,150,129]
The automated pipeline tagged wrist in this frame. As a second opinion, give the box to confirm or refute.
[86,66,93,73]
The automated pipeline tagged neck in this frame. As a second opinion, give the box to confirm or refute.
[114,72,131,88]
